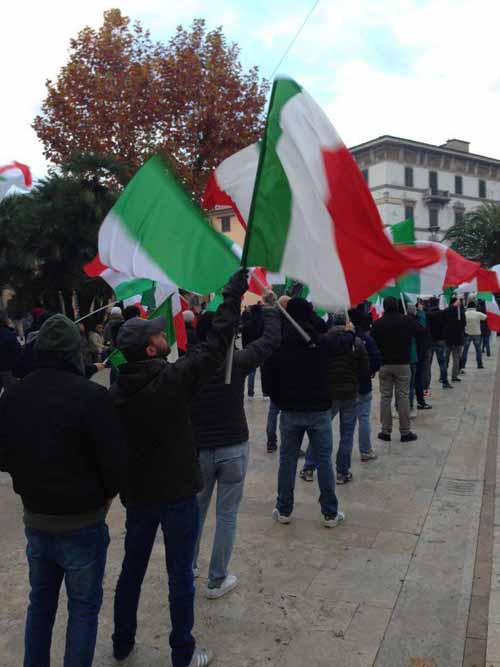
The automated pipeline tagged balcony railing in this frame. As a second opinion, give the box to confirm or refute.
[424,189,451,205]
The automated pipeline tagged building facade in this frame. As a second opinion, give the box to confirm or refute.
[351,136,500,241]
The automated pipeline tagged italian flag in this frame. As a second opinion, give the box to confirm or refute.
[242,78,440,309]
[0,161,32,200]
[84,255,156,301]
[99,155,240,295]
[367,294,384,320]
[457,267,500,294]
[477,292,500,332]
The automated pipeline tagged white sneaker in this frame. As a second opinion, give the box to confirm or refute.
[206,574,238,600]
[189,647,214,666]
[113,645,137,665]
[410,409,417,419]
[193,567,199,579]
[323,511,346,528]
[272,508,292,524]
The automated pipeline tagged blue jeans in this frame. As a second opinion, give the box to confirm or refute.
[195,442,249,588]
[356,392,372,455]
[304,399,358,476]
[113,497,199,667]
[247,369,256,396]
[277,410,338,517]
[461,335,483,368]
[24,522,109,667]
[482,334,491,356]
[432,341,448,384]
[266,400,280,444]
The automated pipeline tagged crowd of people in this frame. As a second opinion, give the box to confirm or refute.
[0,272,495,667]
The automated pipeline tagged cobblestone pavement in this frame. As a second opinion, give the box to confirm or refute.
[1,350,498,667]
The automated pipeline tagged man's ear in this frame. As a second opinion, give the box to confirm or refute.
[145,343,157,358]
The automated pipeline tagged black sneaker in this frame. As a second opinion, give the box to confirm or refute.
[299,469,314,482]
[417,403,432,410]
[460,369,466,375]
[442,383,453,389]
[336,471,353,484]
[452,377,462,382]
[267,440,277,453]
[478,365,485,369]
[401,432,418,442]
[378,432,391,442]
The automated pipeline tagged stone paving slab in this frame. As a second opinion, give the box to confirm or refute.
[0,351,498,666]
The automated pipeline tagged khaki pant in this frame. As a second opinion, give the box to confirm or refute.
[446,345,463,380]
[379,365,411,436]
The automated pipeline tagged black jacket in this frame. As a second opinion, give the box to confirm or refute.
[427,307,446,342]
[327,327,370,401]
[443,306,466,346]
[0,364,124,515]
[371,312,425,365]
[190,308,281,449]
[0,325,21,372]
[109,282,242,506]
[265,322,355,412]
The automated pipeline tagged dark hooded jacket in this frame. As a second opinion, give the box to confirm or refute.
[265,319,355,412]
[190,308,281,449]
[443,305,466,347]
[109,275,244,505]
[0,315,124,518]
[0,323,21,373]
[326,326,370,401]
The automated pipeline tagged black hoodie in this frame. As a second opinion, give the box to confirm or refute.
[265,321,355,412]
[0,315,124,520]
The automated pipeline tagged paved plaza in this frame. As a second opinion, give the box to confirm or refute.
[1,351,500,667]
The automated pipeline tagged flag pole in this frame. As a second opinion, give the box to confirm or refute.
[75,301,119,324]
[400,294,407,315]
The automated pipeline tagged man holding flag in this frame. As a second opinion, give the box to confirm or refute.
[109,269,248,667]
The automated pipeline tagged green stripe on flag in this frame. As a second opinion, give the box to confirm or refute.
[114,277,154,301]
[242,78,302,269]
[390,218,415,245]
[112,155,240,293]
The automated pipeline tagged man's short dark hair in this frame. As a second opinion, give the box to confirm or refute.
[123,305,141,321]
[468,301,476,309]
[429,297,439,308]
[383,297,399,313]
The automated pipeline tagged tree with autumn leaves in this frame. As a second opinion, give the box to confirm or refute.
[33,9,269,199]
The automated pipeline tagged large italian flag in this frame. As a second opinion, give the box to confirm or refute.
[99,155,240,295]
[84,255,156,301]
[241,78,440,308]
[0,161,32,200]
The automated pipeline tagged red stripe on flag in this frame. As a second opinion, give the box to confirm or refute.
[0,161,32,187]
[248,267,270,296]
[322,146,441,305]
[477,267,500,292]
[444,249,480,287]
[174,311,187,351]
[84,255,108,278]
[202,173,247,230]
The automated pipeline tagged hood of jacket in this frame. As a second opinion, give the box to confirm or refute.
[112,358,166,404]
[33,314,85,376]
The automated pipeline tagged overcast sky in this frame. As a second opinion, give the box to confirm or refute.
[2,0,499,177]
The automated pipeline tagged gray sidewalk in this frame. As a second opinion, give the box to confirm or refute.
[0,351,498,666]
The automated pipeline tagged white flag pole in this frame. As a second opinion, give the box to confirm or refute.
[75,301,120,324]
[400,294,407,314]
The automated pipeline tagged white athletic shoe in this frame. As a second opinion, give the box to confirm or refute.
[193,567,199,579]
[189,647,214,666]
[272,508,292,524]
[206,574,238,600]
[323,511,346,528]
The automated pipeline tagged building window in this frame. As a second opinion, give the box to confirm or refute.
[429,208,439,230]
[455,209,464,225]
[220,215,231,232]
[429,171,438,194]
[404,167,414,188]
[479,179,486,198]
[455,175,463,195]
[404,205,414,220]
[361,169,369,185]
